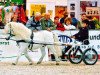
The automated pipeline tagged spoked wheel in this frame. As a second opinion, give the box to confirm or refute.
[68,48,83,64]
[83,48,98,65]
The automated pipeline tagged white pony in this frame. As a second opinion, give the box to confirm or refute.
[3,22,62,65]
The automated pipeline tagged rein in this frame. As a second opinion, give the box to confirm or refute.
[0,24,69,46]
[0,38,70,46]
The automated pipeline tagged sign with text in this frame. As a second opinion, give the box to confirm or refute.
[0,30,100,62]
[86,7,100,16]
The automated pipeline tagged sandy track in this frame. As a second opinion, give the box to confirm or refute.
[0,61,100,75]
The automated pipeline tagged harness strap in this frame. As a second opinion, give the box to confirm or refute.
[6,24,15,40]
[28,30,34,50]
[16,40,26,46]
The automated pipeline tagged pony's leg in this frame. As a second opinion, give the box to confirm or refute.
[47,45,60,65]
[24,49,33,65]
[12,49,23,65]
[37,46,46,64]
[12,43,28,65]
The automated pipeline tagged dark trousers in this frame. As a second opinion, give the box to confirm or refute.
[51,46,72,61]
[61,46,72,59]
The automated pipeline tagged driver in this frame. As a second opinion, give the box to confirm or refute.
[71,19,89,44]
[61,19,89,61]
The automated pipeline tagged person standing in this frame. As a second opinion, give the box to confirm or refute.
[64,17,76,30]
[81,13,87,21]
[54,16,65,31]
[70,14,79,28]
[41,13,56,31]
[87,16,95,29]
[60,12,68,24]
[0,15,5,29]
[11,13,19,22]
[26,12,42,31]
[78,13,88,28]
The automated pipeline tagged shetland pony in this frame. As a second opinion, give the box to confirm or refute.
[3,22,62,65]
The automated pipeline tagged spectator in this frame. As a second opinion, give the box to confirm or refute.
[60,12,68,24]
[87,16,95,29]
[26,12,42,31]
[78,13,88,28]
[41,13,56,31]
[0,15,5,29]
[64,17,76,30]
[54,16,65,31]
[11,14,19,22]
[81,13,87,21]
[70,14,79,28]
[18,5,27,24]
[93,17,100,29]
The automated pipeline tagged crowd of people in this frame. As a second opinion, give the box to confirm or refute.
[26,12,77,32]
[0,4,100,31]
[0,2,27,29]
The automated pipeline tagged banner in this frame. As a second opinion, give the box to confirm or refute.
[0,30,100,62]
[53,30,100,53]
[0,34,48,62]
[30,4,46,17]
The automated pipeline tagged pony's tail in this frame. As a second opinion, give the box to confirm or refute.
[53,33,62,57]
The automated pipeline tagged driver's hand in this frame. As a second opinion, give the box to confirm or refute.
[71,36,75,39]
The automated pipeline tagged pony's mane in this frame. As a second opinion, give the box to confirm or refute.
[6,22,31,40]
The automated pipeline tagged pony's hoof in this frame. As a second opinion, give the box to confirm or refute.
[12,63,16,65]
[37,62,41,64]
[56,63,59,65]
[29,63,33,65]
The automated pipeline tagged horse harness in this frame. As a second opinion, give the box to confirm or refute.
[6,24,15,40]
[6,24,34,50]
[6,25,46,50]
[28,30,34,50]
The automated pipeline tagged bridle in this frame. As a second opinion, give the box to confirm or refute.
[6,24,34,50]
[6,24,15,40]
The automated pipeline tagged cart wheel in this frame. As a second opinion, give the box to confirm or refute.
[68,48,83,64]
[83,48,98,65]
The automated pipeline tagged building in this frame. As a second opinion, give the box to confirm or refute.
[27,0,100,21]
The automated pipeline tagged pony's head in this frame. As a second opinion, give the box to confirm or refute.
[3,22,12,34]
[4,22,31,40]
